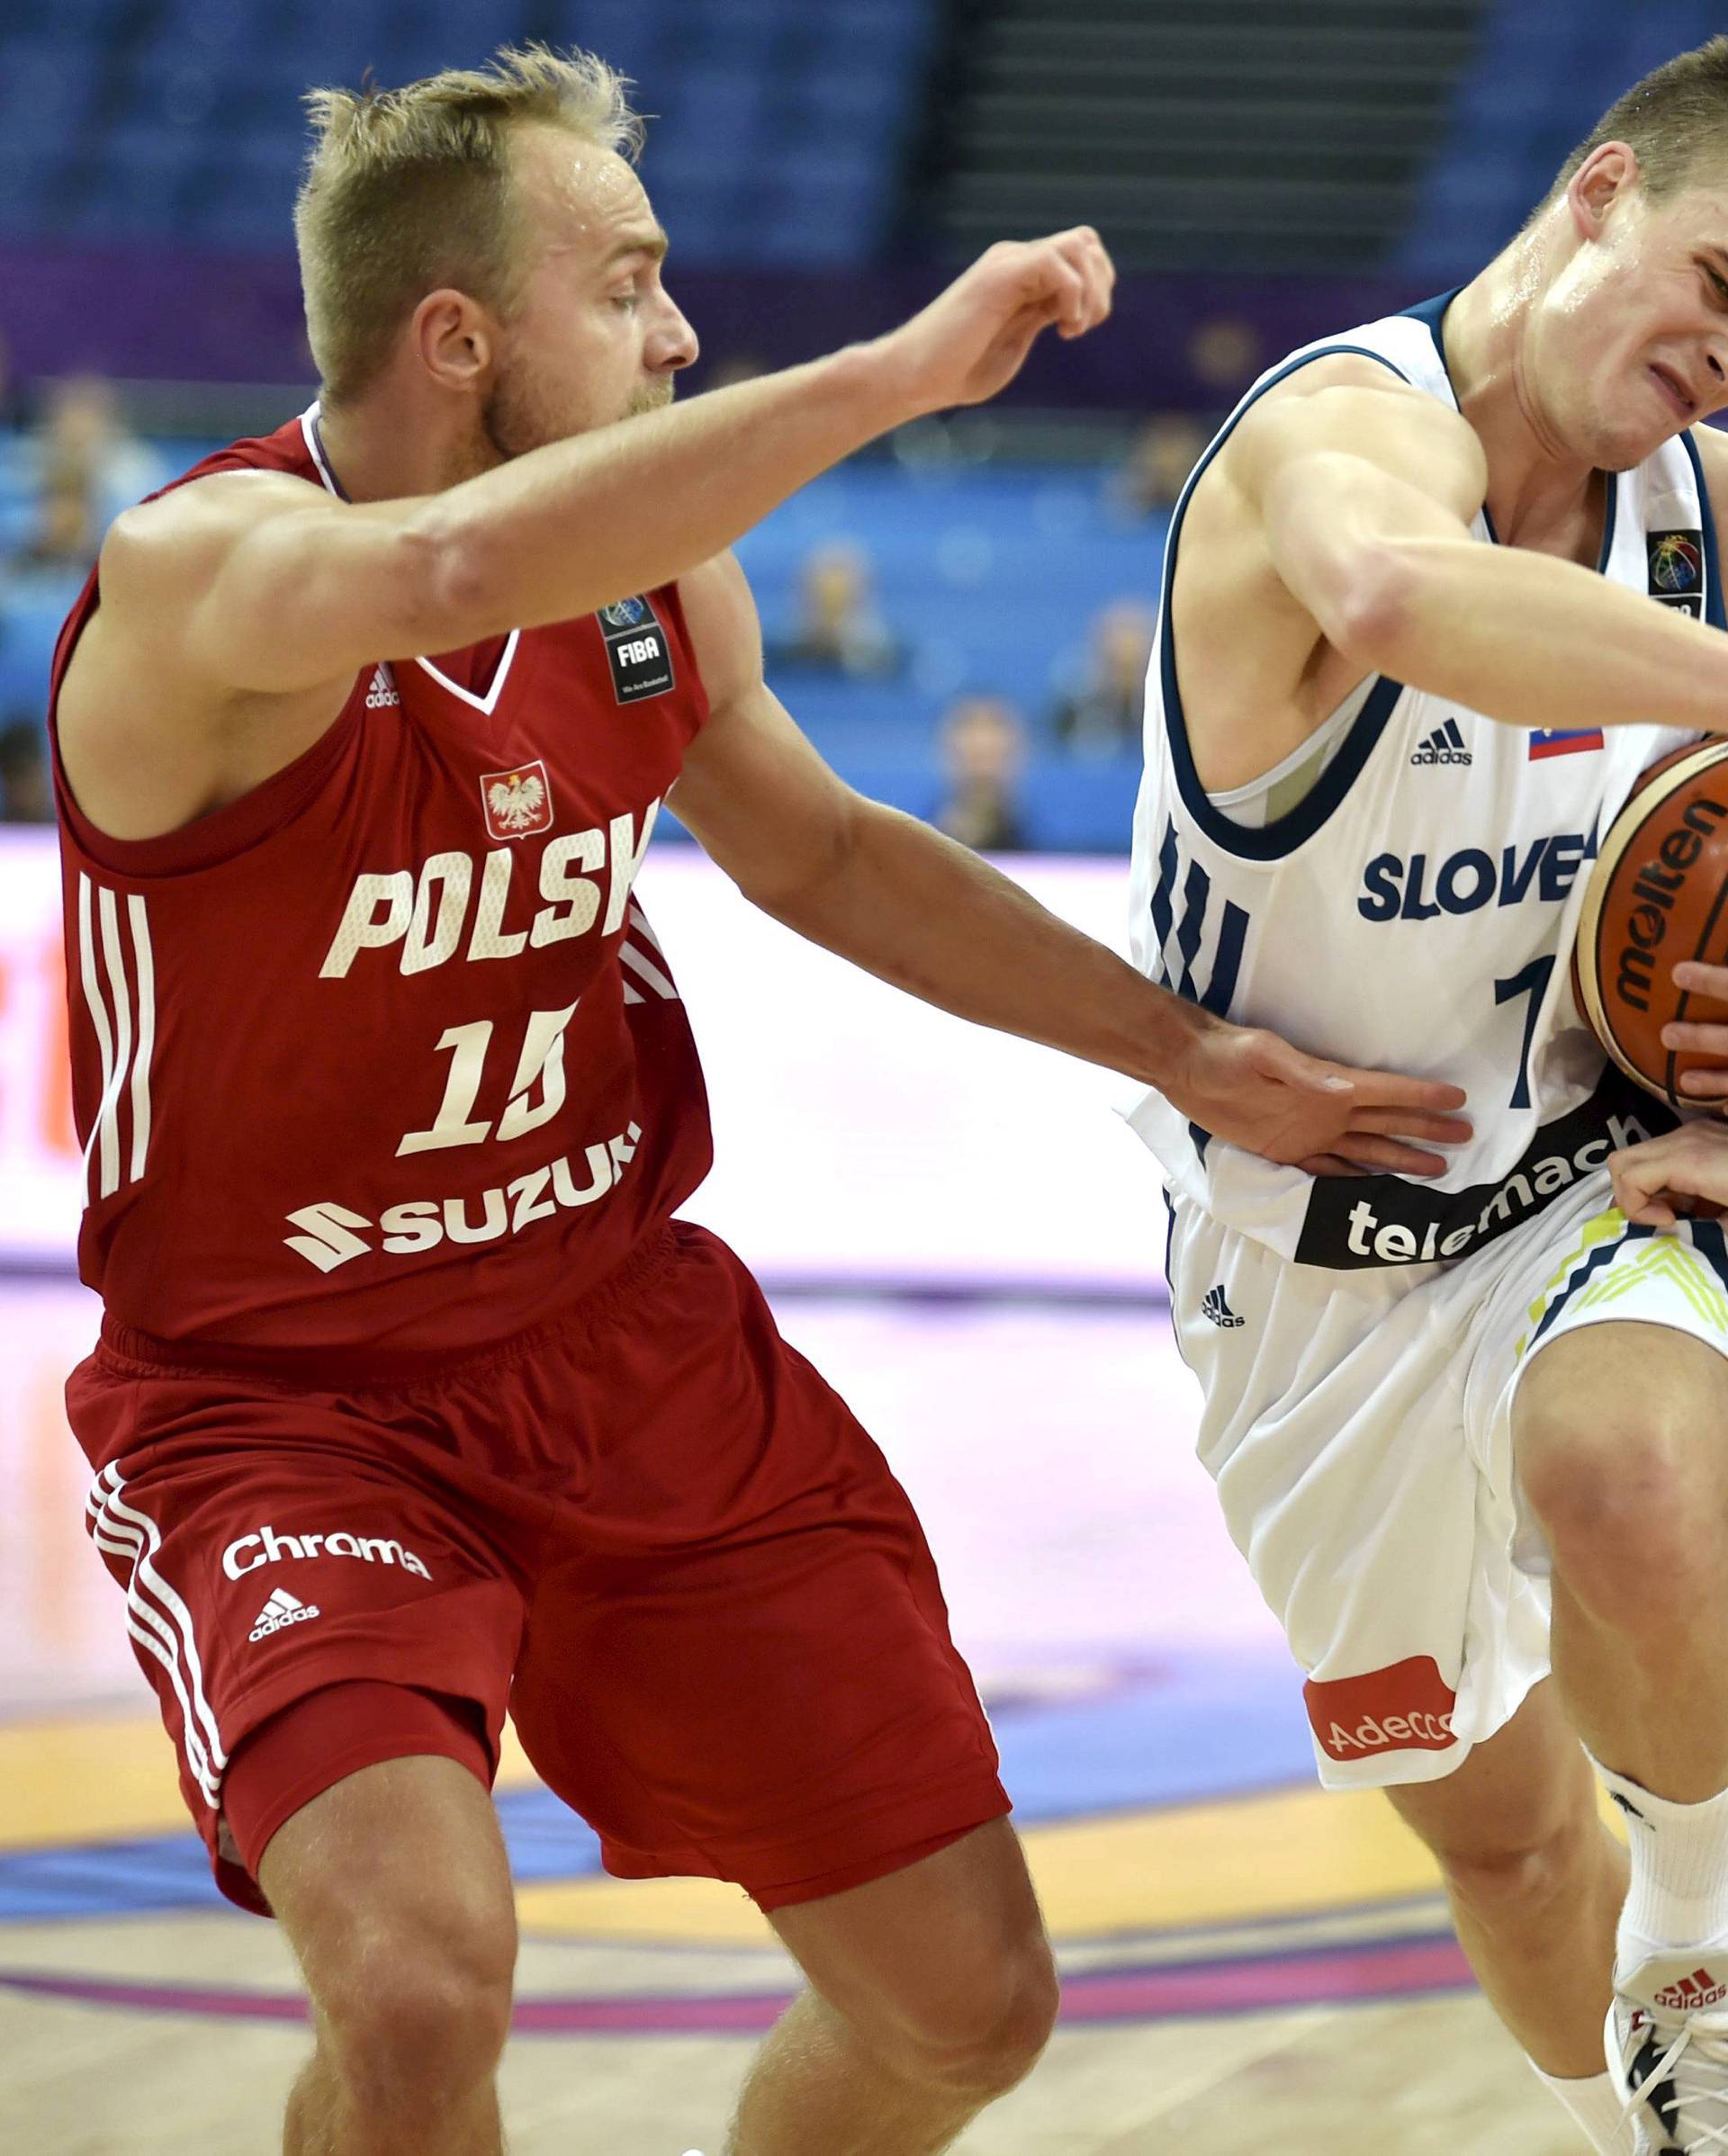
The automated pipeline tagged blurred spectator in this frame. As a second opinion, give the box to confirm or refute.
[1188,316,1265,411]
[35,374,170,527]
[770,541,903,678]
[11,457,100,575]
[1051,601,1156,756]
[0,718,52,822]
[934,695,1027,853]
[1114,412,1209,519]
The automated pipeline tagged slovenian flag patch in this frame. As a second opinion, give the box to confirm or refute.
[1528,728,1605,759]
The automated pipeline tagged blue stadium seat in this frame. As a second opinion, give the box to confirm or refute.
[67,129,197,241]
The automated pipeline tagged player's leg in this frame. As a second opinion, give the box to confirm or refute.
[725,1819,1057,2156]
[243,1730,517,2156]
[1517,1319,1728,1801]
[1387,1679,1628,2124]
[1516,1311,1728,2129]
[508,1223,1045,2155]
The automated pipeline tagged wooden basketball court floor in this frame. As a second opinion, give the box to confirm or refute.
[0,1275,1592,2152]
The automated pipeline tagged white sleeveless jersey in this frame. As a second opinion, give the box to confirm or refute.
[1127,292,1724,1271]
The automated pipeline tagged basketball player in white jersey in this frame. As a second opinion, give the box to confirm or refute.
[1128,36,1728,2153]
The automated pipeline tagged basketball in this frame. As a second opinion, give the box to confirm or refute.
[1574,740,1728,1106]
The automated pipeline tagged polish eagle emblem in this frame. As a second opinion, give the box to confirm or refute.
[478,758,554,840]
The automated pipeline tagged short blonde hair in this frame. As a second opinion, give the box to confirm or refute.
[1547,35,1728,208]
[295,43,645,404]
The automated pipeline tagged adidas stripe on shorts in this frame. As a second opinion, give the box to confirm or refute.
[1167,1169,1728,1788]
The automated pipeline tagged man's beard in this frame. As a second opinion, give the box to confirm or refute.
[627,373,677,418]
[478,370,676,463]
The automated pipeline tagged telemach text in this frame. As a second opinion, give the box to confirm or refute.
[1294,1074,1671,1270]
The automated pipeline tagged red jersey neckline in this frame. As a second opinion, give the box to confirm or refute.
[300,405,522,714]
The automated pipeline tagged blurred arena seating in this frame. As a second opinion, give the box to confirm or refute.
[0,0,937,264]
[1400,0,1724,274]
[0,413,1158,849]
[0,0,1718,849]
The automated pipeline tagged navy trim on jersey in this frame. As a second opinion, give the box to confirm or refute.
[1402,286,1621,572]
[1526,1220,1656,1354]
[1156,343,1413,864]
[1680,428,1727,632]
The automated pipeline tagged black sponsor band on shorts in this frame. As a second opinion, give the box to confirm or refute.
[1293,1067,1676,1270]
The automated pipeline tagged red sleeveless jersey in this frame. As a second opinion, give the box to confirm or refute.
[50,409,715,1360]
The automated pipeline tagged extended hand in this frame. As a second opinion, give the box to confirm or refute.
[1173,1018,1471,1178]
[880,229,1116,418]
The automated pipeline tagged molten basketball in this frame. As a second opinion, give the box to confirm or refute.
[1575,740,1728,1107]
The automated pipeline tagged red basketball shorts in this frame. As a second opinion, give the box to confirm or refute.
[67,1223,1008,1916]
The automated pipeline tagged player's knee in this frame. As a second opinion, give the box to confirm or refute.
[318,1902,517,2113]
[1427,1809,1599,1925]
[1517,1396,1705,1583]
[879,1935,1059,2098]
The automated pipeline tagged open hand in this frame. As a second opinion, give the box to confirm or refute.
[1172,1017,1471,1178]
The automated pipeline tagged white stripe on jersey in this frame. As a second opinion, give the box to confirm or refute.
[75,874,156,1202]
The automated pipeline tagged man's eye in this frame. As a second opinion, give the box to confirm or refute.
[612,289,640,310]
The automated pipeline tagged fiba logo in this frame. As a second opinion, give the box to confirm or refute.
[600,597,646,629]
[1650,534,1702,594]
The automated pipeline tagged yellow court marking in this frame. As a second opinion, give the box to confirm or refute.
[513,1784,1449,1947]
[1,1711,1628,1953]
[0,1711,542,1852]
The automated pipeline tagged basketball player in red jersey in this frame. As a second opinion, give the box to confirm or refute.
[49,49,1466,2156]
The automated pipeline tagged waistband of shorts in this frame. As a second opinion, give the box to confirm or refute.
[93,1226,680,1395]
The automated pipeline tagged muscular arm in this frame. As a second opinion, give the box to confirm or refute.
[98,233,1115,702]
[1232,362,1728,732]
[669,553,1470,1172]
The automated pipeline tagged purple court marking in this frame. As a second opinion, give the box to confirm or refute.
[0,1932,1473,2035]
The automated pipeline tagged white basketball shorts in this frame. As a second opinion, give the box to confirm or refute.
[1167,1169,1728,1790]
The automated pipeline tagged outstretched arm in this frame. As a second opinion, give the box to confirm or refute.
[670,552,1471,1176]
[1230,359,1728,734]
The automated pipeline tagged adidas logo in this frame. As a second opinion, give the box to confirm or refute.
[248,1586,321,1644]
[1410,718,1472,766]
[364,666,400,711]
[1654,1966,1728,2011]
[1201,1284,1244,1329]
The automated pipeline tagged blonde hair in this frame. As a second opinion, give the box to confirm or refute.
[294,43,645,404]
[1546,35,1728,208]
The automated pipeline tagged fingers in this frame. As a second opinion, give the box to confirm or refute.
[1334,1070,1471,1115]
[1297,1154,1366,1178]
[1050,227,1114,337]
[1014,228,1114,340]
[1607,1128,1728,1224]
[1346,1108,1474,1145]
[1673,960,1728,1000]
[1679,1065,1728,1100]
[1327,1134,1453,1177]
[1663,1020,1728,1057]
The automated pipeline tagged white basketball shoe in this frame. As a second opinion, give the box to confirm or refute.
[1608,1954,1728,2152]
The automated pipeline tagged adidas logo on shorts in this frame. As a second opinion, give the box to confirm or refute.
[248,1586,321,1643]
[1201,1284,1244,1329]
[1410,718,1472,767]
